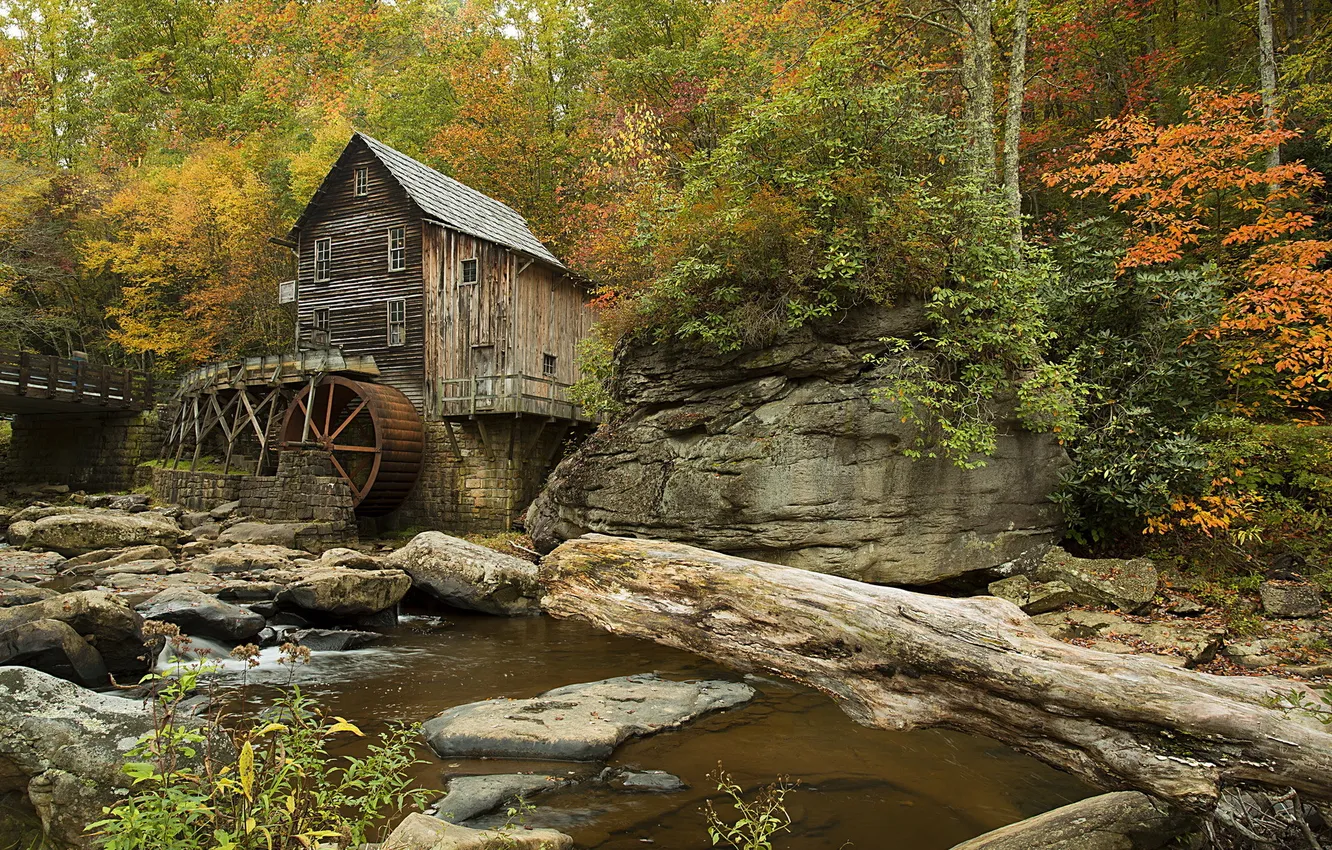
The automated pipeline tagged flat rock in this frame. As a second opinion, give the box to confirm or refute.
[0,549,64,581]
[317,547,383,570]
[62,545,174,571]
[422,674,756,761]
[1259,581,1321,618]
[92,558,184,578]
[383,813,573,850]
[0,577,58,607]
[0,618,108,687]
[385,532,541,616]
[218,522,315,549]
[22,512,182,556]
[289,628,382,651]
[209,500,240,520]
[0,590,151,676]
[609,768,686,792]
[986,575,1078,614]
[137,588,266,641]
[277,565,411,616]
[1031,610,1223,667]
[432,773,570,823]
[948,791,1193,849]
[188,543,312,573]
[1033,547,1159,613]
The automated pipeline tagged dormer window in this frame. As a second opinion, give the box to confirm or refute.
[461,258,478,284]
[354,167,368,197]
[314,238,332,282]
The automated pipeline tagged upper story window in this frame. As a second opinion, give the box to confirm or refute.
[314,238,332,283]
[387,298,406,346]
[354,167,369,197]
[388,226,406,272]
[460,257,478,284]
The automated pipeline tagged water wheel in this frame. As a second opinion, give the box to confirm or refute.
[279,376,424,517]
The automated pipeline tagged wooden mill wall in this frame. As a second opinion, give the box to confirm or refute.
[510,263,595,387]
[295,142,426,409]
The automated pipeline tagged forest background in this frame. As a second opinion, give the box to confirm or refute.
[5,0,1332,571]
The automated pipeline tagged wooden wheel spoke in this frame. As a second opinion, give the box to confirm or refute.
[327,453,362,500]
[327,398,369,443]
[330,444,378,453]
[294,396,324,440]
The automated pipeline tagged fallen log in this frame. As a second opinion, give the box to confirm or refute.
[539,535,1332,810]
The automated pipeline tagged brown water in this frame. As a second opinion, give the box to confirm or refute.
[214,612,1092,850]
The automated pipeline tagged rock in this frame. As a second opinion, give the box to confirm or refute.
[22,512,182,556]
[218,522,315,549]
[1164,595,1206,617]
[1032,547,1159,613]
[6,520,35,546]
[136,588,266,641]
[209,500,240,520]
[92,558,182,578]
[289,628,381,651]
[382,813,573,850]
[1031,610,1224,667]
[277,566,411,616]
[0,577,58,607]
[0,590,152,677]
[432,773,570,823]
[986,575,1078,615]
[525,305,1066,585]
[10,505,87,524]
[1259,581,1322,618]
[423,674,755,760]
[947,791,1192,849]
[318,547,383,570]
[62,545,174,571]
[384,532,541,616]
[81,494,147,510]
[0,548,64,581]
[246,600,280,618]
[0,666,213,848]
[0,618,109,687]
[188,543,312,573]
[1222,638,1292,669]
[609,769,686,792]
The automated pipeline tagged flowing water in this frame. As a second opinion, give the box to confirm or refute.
[185,610,1093,850]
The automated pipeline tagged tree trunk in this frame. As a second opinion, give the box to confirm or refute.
[1002,0,1030,245]
[1258,0,1281,169]
[959,0,997,182]
[540,535,1332,810]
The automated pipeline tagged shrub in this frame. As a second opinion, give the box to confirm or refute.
[703,767,797,850]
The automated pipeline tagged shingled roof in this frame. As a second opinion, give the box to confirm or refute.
[291,132,565,270]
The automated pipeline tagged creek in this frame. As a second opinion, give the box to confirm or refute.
[181,609,1093,850]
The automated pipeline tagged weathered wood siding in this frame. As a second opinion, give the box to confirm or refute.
[296,140,425,408]
[511,263,594,387]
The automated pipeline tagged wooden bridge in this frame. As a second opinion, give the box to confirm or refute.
[0,351,154,415]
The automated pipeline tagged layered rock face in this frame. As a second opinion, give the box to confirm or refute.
[528,306,1067,585]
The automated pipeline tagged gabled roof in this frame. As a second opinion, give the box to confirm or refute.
[289,132,565,271]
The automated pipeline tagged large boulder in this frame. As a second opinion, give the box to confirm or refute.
[276,566,411,616]
[384,532,540,615]
[0,619,108,687]
[1030,547,1159,613]
[422,674,755,760]
[526,306,1066,585]
[1259,581,1322,618]
[948,791,1193,850]
[0,591,152,678]
[0,667,165,847]
[187,543,313,574]
[22,512,182,557]
[136,588,265,641]
[383,812,573,850]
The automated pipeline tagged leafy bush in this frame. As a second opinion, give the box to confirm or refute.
[88,644,433,850]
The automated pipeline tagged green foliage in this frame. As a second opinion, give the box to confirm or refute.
[703,768,796,850]
[88,656,434,850]
[1265,687,1332,724]
[568,322,624,418]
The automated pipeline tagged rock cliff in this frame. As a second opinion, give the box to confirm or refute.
[527,306,1067,585]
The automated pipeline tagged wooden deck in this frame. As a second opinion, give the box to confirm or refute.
[433,373,596,422]
[0,351,153,414]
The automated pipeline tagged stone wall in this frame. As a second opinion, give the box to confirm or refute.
[237,450,356,539]
[384,418,585,535]
[7,408,164,492]
[148,466,243,510]
[527,305,1068,587]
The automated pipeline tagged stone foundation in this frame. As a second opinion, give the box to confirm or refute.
[238,450,356,539]
[384,418,588,535]
[7,408,163,492]
[147,466,244,510]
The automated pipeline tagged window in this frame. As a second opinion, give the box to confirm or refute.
[314,238,331,282]
[388,226,406,272]
[460,257,478,284]
[313,308,329,330]
[542,353,558,378]
[354,167,368,197]
[387,298,406,346]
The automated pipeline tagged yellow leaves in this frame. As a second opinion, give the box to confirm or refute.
[326,717,364,736]
[239,741,255,802]
[255,722,289,736]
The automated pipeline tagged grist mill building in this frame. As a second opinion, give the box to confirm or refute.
[153,132,598,536]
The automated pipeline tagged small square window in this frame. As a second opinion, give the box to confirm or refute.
[314,238,331,282]
[461,258,478,284]
[388,226,406,272]
[312,308,329,330]
[542,353,557,378]
[387,298,406,346]
[354,167,368,197]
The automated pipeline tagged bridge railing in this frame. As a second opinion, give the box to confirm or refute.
[0,352,153,410]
